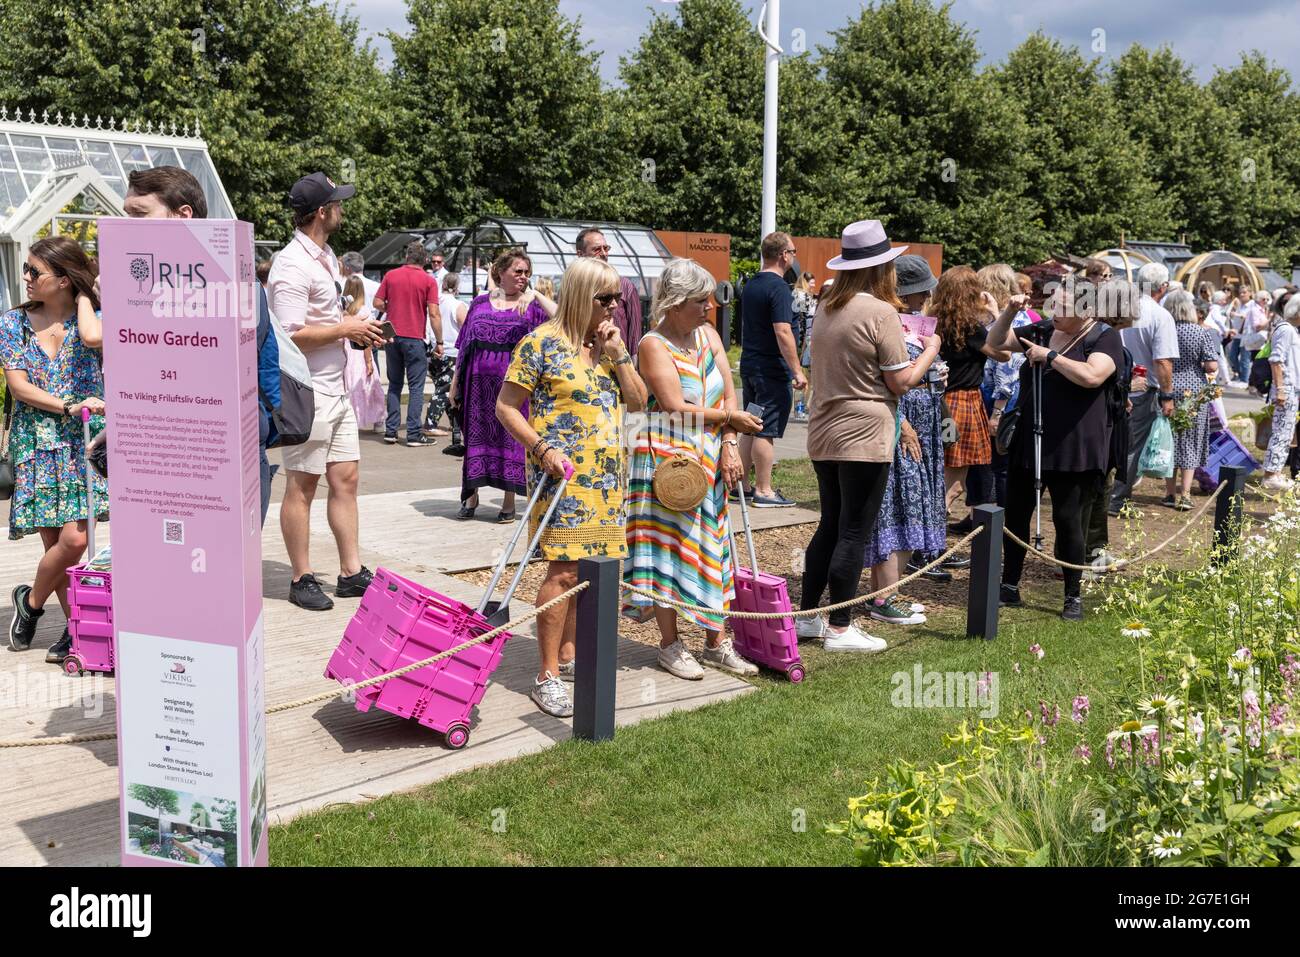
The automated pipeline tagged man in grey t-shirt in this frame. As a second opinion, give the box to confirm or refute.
[1110,262,1180,513]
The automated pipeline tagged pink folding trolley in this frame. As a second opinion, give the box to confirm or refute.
[324,465,573,749]
[63,408,113,677]
[726,484,805,682]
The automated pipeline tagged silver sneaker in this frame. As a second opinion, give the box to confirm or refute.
[657,640,705,680]
[530,671,574,717]
[795,614,827,640]
[702,638,759,676]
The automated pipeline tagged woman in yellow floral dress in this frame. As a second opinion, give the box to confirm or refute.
[497,257,646,718]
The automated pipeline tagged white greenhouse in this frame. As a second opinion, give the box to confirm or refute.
[0,107,234,311]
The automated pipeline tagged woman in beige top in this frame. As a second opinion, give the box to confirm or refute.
[797,220,922,653]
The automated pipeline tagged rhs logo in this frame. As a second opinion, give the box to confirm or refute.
[127,253,154,293]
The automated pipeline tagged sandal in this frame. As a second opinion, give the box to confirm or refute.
[457,495,478,520]
[496,510,516,524]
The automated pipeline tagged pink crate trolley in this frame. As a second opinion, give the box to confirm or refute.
[63,408,113,677]
[324,465,573,749]
[726,484,805,683]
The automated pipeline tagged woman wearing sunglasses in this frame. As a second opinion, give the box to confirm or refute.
[497,257,647,718]
[3,236,107,663]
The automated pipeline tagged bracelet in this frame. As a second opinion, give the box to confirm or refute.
[62,399,74,417]
[722,409,732,429]
[531,437,548,457]
[614,353,632,366]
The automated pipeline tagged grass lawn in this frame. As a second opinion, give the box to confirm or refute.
[272,587,1130,866]
[272,456,1255,865]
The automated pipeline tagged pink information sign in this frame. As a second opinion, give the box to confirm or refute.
[98,218,266,867]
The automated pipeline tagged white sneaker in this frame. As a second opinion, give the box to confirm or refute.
[1261,475,1294,491]
[822,625,888,653]
[795,614,827,640]
[657,640,705,680]
[701,638,759,676]
[557,658,576,682]
[530,671,574,717]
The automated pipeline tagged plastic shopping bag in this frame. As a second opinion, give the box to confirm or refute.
[1207,397,1228,432]
[1139,415,1175,478]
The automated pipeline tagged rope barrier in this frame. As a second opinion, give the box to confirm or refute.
[619,528,982,620]
[1002,481,1227,573]
[0,581,590,749]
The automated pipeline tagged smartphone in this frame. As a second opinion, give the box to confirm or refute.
[745,401,765,418]
[350,319,396,350]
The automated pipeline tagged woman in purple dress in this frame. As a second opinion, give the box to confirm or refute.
[449,248,549,522]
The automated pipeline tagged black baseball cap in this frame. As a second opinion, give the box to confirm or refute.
[288,172,356,214]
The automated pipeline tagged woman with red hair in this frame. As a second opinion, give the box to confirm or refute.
[933,266,1010,516]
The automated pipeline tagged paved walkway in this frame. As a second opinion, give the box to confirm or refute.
[0,484,818,866]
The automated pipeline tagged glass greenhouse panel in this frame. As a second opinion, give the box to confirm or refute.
[78,140,125,193]
[114,142,151,173]
[176,149,234,218]
[10,134,51,176]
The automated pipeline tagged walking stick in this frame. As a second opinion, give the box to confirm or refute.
[1033,357,1045,551]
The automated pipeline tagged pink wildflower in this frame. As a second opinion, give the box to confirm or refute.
[1072,695,1090,723]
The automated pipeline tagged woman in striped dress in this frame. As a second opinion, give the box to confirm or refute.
[623,259,764,679]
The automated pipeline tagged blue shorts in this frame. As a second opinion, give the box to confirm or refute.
[741,374,793,439]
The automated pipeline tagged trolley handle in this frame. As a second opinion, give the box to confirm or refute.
[732,479,760,576]
[81,406,96,559]
[474,461,575,616]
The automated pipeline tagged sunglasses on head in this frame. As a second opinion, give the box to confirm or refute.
[594,292,623,307]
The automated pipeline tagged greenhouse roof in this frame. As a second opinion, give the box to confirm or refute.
[0,106,234,227]
[445,217,674,298]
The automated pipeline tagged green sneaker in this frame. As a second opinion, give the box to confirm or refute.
[868,596,926,625]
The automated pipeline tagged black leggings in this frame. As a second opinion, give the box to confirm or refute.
[800,460,891,626]
[1003,467,1104,599]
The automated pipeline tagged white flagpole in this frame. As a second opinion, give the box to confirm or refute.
[758,1,782,240]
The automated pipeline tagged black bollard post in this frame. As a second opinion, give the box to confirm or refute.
[966,504,1004,640]
[1213,465,1248,563]
[573,556,619,742]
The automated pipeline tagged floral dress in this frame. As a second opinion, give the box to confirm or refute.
[865,339,945,566]
[0,309,107,540]
[504,326,626,560]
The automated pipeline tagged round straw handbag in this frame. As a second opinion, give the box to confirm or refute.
[652,453,710,511]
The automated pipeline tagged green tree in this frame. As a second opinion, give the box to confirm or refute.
[821,0,1044,264]
[991,34,1173,255]
[614,0,764,249]
[127,784,180,834]
[212,797,238,833]
[388,0,613,227]
[1205,54,1300,266]
[0,0,399,247]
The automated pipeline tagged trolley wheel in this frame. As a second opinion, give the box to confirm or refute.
[444,723,470,750]
[786,664,806,683]
[63,655,85,677]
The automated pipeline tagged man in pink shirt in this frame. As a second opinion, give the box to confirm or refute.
[374,241,442,446]
[268,172,388,612]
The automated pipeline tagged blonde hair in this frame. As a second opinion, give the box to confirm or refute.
[651,258,714,327]
[978,263,1019,309]
[547,257,620,351]
[343,275,367,316]
[534,276,555,300]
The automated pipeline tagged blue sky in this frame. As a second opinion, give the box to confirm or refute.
[347,0,1298,84]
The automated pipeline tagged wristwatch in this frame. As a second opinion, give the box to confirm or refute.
[1046,350,1060,366]
[1158,392,1176,403]
[722,438,739,448]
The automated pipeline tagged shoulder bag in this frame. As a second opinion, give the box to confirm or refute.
[651,331,712,512]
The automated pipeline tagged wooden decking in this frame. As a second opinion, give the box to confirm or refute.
[1,488,759,866]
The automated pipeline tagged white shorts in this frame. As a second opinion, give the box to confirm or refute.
[280,392,360,475]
